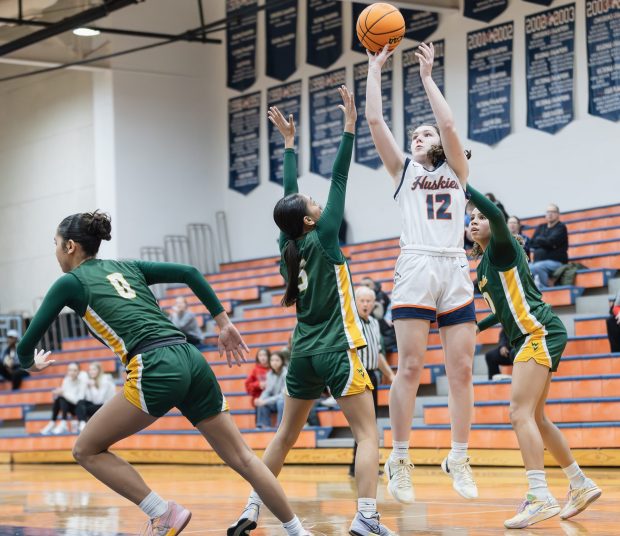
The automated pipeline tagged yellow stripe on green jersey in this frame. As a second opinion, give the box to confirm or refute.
[335,263,365,348]
[83,305,129,364]
[499,267,544,336]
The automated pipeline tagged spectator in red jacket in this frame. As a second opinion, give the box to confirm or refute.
[245,348,271,406]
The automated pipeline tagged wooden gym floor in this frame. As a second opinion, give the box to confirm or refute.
[0,464,618,535]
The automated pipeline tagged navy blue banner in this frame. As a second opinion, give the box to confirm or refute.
[464,0,508,22]
[402,40,445,151]
[266,0,297,81]
[585,0,620,121]
[309,69,347,178]
[226,0,258,92]
[525,4,576,133]
[229,92,261,195]
[467,23,514,145]
[524,0,555,5]
[307,0,342,68]
[267,81,302,185]
[402,9,439,42]
[353,60,393,169]
[351,2,367,54]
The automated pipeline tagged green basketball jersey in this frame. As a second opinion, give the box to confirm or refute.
[282,231,366,357]
[477,237,555,346]
[71,259,183,365]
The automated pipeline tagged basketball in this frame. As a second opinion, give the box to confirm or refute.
[356,3,405,54]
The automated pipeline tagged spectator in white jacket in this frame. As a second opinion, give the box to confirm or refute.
[254,352,287,428]
[41,362,87,435]
[76,362,116,432]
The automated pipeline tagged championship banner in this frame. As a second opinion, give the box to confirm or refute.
[525,4,576,133]
[467,23,514,145]
[352,3,439,53]
[309,68,347,178]
[353,60,393,169]
[226,0,258,92]
[401,8,439,42]
[351,2,367,54]
[463,0,508,22]
[585,0,620,121]
[229,92,261,195]
[524,0,555,5]
[267,81,302,185]
[402,40,445,151]
[266,0,297,81]
[307,0,342,68]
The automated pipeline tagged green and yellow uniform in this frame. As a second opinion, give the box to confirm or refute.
[17,260,227,424]
[281,132,372,399]
[469,186,566,371]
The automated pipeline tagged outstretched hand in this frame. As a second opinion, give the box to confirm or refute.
[218,323,250,368]
[338,85,357,133]
[268,106,295,148]
[366,44,394,71]
[415,42,435,80]
[30,349,55,372]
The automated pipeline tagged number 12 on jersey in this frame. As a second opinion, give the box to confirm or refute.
[426,194,452,220]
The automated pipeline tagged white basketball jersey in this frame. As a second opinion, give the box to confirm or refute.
[395,157,466,250]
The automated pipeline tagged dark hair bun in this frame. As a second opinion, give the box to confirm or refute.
[84,211,112,241]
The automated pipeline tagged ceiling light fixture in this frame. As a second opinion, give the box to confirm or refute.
[73,28,100,37]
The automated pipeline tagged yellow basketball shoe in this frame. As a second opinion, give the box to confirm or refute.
[559,478,602,520]
[504,493,560,529]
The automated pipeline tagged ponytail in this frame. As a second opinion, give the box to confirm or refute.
[273,193,309,307]
[282,239,302,307]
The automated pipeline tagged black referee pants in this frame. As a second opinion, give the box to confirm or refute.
[350,368,380,474]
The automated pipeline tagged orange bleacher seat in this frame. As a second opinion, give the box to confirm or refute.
[220,256,280,272]
[574,316,608,337]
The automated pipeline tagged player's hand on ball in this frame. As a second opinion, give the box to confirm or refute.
[415,42,435,79]
[367,44,394,70]
[338,85,357,131]
[218,323,250,368]
[268,106,295,147]
[30,349,55,371]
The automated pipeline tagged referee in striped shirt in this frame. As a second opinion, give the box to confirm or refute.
[350,286,395,477]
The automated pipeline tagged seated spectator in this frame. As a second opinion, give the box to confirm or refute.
[485,328,515,380]
[254,352,287,428]
[40,362,86,435]
[507,215,531,258]
[245,347,271,407]
[529,204,568,288]
[607,290,620,353]
[169,296,204,346]
[76,362,116,432]
[359,276,397,349]
[0,329,29,390]
[485,192,509,221]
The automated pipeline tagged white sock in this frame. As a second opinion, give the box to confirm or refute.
[526,470,550,500]
[139,491,168,519]
[248,490,263,506]
[391,440,410,460]
[448,441,468,462]
[563,461,586,488]
[283,515,304,535]
[357,497,377,519]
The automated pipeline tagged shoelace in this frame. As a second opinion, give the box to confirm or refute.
[140,511,171,536]
[516,498,532,514]
[391,463,412,489]
[451,460,476,487]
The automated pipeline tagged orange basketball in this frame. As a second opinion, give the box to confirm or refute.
[356,3,406,54]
